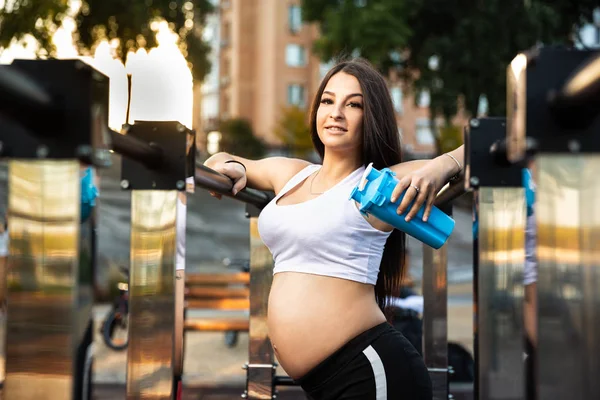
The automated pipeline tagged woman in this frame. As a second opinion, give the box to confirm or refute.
[205,58,463,399]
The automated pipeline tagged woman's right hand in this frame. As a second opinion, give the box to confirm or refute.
[205,161,247,200]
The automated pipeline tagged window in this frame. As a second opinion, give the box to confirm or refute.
[287,84,305,107]
[391,87,403,114]
[286,44,306,67]
[222,94,230,119]
[415,118,435,145]
[417,90,430,108]
[222,57,230,76]
[221,21,231,47]
[477,94,489,117]
[289,5,302,33]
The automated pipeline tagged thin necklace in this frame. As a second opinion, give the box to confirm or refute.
[309,169,324,195]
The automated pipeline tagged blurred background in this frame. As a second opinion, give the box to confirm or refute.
[0,0,599,389]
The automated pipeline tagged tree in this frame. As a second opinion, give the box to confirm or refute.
[219,118,266,159]
[0,0,214,81]
[437,124,463,155]
[301,0,598,120]
[273,106,314,158]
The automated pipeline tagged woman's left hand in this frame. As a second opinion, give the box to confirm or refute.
[390,156,459,222]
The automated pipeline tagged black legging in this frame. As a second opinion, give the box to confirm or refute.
[296,322,433,400]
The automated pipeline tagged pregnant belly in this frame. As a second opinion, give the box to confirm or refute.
[267,272,386,379]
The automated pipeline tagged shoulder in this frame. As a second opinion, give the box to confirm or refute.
[267,157,314,193]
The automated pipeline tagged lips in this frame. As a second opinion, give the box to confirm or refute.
[324,126,348,133]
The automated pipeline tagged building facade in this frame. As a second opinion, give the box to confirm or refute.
[203,0,468,158]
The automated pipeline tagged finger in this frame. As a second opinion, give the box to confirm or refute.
[422,191,437,222]
[396,184,418,215]
[390,177,411,203]
[231,175,247,195]
[405,189,429,222]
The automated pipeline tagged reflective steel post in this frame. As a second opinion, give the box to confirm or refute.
[5,161,93,400]
[422,234,449,400]
[0,59,112,400]
[476,187,526,399]
[120,121,191,400]
[126,190,178,399]
[467,117,526,400]
[244,203,276,400]
[506,47,600,399]
[534,155,600,399]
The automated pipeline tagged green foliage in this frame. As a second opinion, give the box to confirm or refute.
[404,0,597,119]
[274,106,313,158]
[302,0,414,70]
[302,0,598,120]
[436,123,463,155]
[219,118,266,159]
[0,0,214,81]
[0,0,69,55]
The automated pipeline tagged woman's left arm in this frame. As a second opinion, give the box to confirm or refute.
[388,145,464,222]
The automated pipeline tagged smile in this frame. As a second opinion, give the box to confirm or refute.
[324,126,348,133]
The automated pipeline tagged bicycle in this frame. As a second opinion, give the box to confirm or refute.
[100,266,129,351]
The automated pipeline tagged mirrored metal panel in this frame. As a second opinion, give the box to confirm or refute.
[422,243,448,400]
[247,217,275,400]
[477,187,526,400]
[126,190,177,400]
[5,160,84,400]
[536,155,600,399]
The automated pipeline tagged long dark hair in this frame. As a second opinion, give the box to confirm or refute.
[309,57,407,316]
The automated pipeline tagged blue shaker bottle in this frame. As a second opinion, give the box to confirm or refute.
[522,168,535,216]
[349,163,455,249]
[80,167,99,223]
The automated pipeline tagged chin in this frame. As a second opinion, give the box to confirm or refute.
[321,140,359,154]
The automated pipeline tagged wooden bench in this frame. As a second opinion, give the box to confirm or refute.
[184,272,250,332]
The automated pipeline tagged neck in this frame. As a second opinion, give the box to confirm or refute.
[318,150,363,184]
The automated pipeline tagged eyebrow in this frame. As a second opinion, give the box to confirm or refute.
[323,91,363,100]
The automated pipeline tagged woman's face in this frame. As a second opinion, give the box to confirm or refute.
[316,72,364,154]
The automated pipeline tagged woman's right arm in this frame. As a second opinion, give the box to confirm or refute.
[204,152,310,196]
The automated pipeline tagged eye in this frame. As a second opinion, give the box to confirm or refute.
[320,98,333,105]
[348,102,363,108]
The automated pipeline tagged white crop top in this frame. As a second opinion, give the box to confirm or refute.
[258,164,392,285]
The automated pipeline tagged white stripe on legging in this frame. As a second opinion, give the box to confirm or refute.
[363,345,387,400]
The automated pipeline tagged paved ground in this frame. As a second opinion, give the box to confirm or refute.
[93,299,473,388]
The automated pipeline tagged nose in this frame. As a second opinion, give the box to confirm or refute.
[329,102,345,120]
